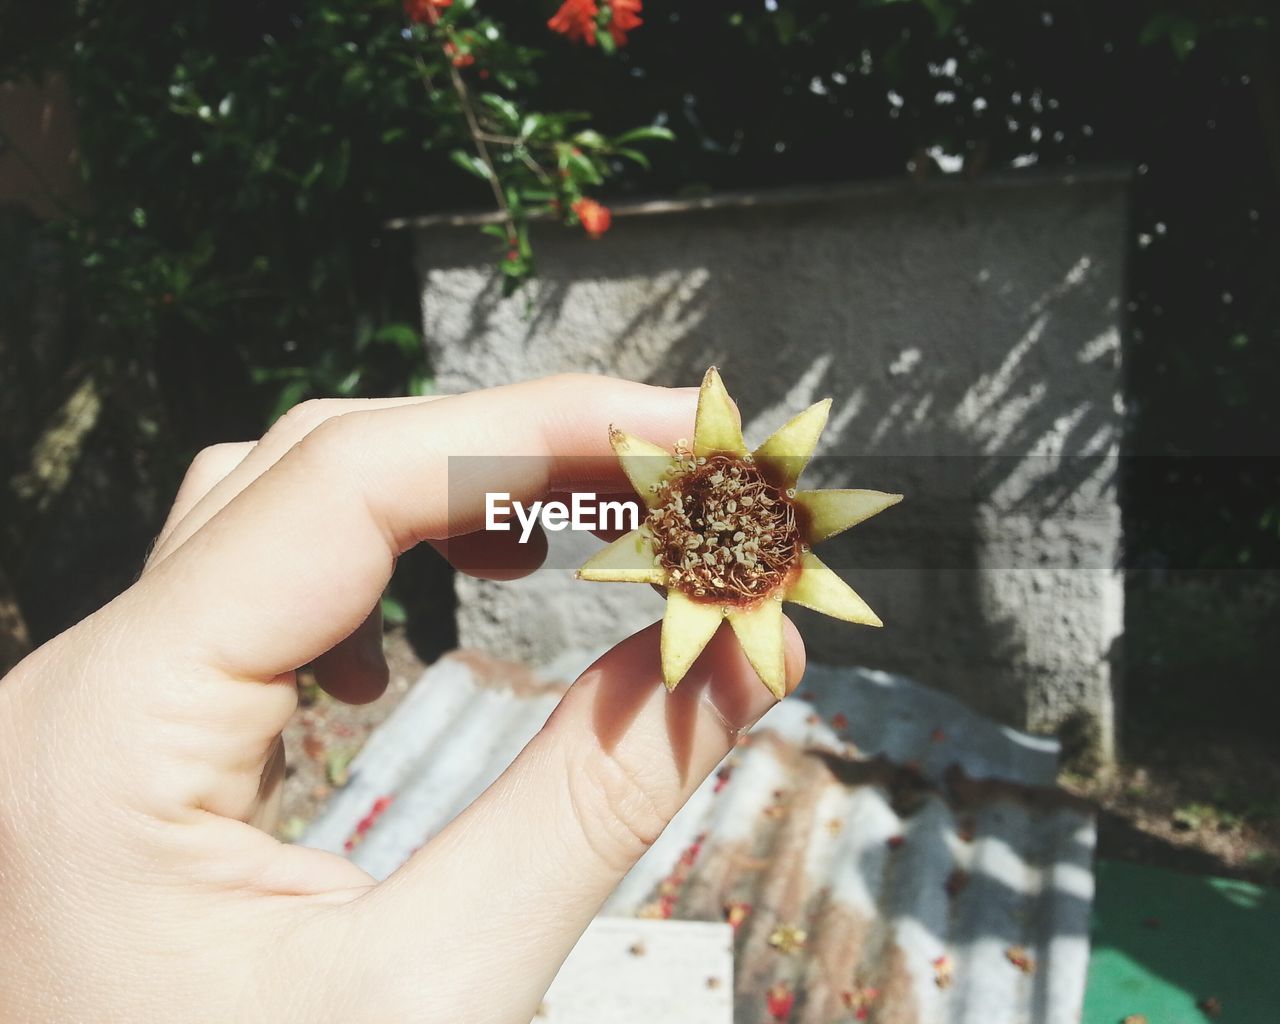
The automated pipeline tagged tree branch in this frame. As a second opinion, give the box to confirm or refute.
[411,31,517,242]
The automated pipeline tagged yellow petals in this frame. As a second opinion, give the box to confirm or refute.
[692,367,747,458]
[578,366,901,698]
[610,428,679,508]
[660,590,726,691]
[727,598,786,699]
[783,551,883,627]
[751,399,831,488]
[576,527,665,584]
[794,489,903,543]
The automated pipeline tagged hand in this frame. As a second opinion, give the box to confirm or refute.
[0,375,805,1023]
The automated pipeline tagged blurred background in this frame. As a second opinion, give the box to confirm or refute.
[1,1,1278,1015]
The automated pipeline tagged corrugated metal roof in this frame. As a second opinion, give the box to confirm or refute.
[301,649,1095,1024]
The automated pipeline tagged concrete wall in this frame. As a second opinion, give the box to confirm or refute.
[410,173,1127,761]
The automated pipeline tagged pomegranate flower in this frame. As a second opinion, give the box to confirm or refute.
[548,0,599,45]
[404,0,451,25]
[578,367,902,696]
[572,197,612,238]
[607,0,643,46]
[444,40,475,67]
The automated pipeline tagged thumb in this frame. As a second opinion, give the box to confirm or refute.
[337,617,805,1023]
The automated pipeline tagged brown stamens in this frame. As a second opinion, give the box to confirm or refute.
[648,452,799,603]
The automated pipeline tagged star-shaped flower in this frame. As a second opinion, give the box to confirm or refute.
[576,367,902,697]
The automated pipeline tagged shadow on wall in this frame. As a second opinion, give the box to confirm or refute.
[417,175,1128,747]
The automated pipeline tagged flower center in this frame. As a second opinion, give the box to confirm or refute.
[647,451,800,603]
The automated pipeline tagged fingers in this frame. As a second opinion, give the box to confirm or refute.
[135,376,702,681]
[432,524,549,581]
[310,607,389,706]
[349,617,805,1022]
[150,442,255,561]
[147,396,445,568]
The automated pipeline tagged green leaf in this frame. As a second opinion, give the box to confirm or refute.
[519,113,544,140]
[479,93,521,128]
[381,594,408,626]
[612,125,676,145]
[773,8,796,45]
[615,147,650,169]
[325,748,355,787]
[335,368,363,396]
[269,378,312,424]
[572,129,607,150]
[408,373,437,396]
[323,139,351,191]
[450,149,494,181]
[250,366,308,384]
[567,149,603,185]
[1141,13,1198,59]
[371,322,422,357]
[301,159,325,190]
[920,0,956,36]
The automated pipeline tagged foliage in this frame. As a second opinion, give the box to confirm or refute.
[1,0,1277,643]
[2,0,670,430]
[1125,570,1280,739]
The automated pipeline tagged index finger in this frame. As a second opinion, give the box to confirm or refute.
[135,375,706,680]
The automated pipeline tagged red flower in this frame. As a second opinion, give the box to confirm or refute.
[724,901,752,932]
[572,198,612,238]
[444,40,475,67]
[607,0,643,46]
[404,0,451,24]
[842,986,880,1020]
[766,982,795,1021]
[547,0,599,44]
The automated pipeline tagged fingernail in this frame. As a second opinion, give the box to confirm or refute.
[358,626,386,671]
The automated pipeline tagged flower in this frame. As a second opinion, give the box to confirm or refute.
[765,982,795,1021]
[572,197,612,238]
[842,986,880,1020]
[547,0,599,44]
[724,900,752,931]
[768,924,807,955]
[443,40,475,67]
[404,0,451,25]
[577,367,902,696]
[606,0,643,46]
[1005,945,1036,974]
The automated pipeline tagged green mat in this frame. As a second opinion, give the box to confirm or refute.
[1085,859,1280,1023]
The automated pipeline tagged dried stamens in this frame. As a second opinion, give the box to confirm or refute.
[647,454,800,602]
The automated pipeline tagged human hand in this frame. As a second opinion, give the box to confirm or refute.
[0,376,805,1023]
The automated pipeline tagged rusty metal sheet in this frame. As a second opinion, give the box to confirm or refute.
[301,650,1094,1024]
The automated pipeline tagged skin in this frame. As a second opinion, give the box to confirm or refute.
[0,375,805,1024]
